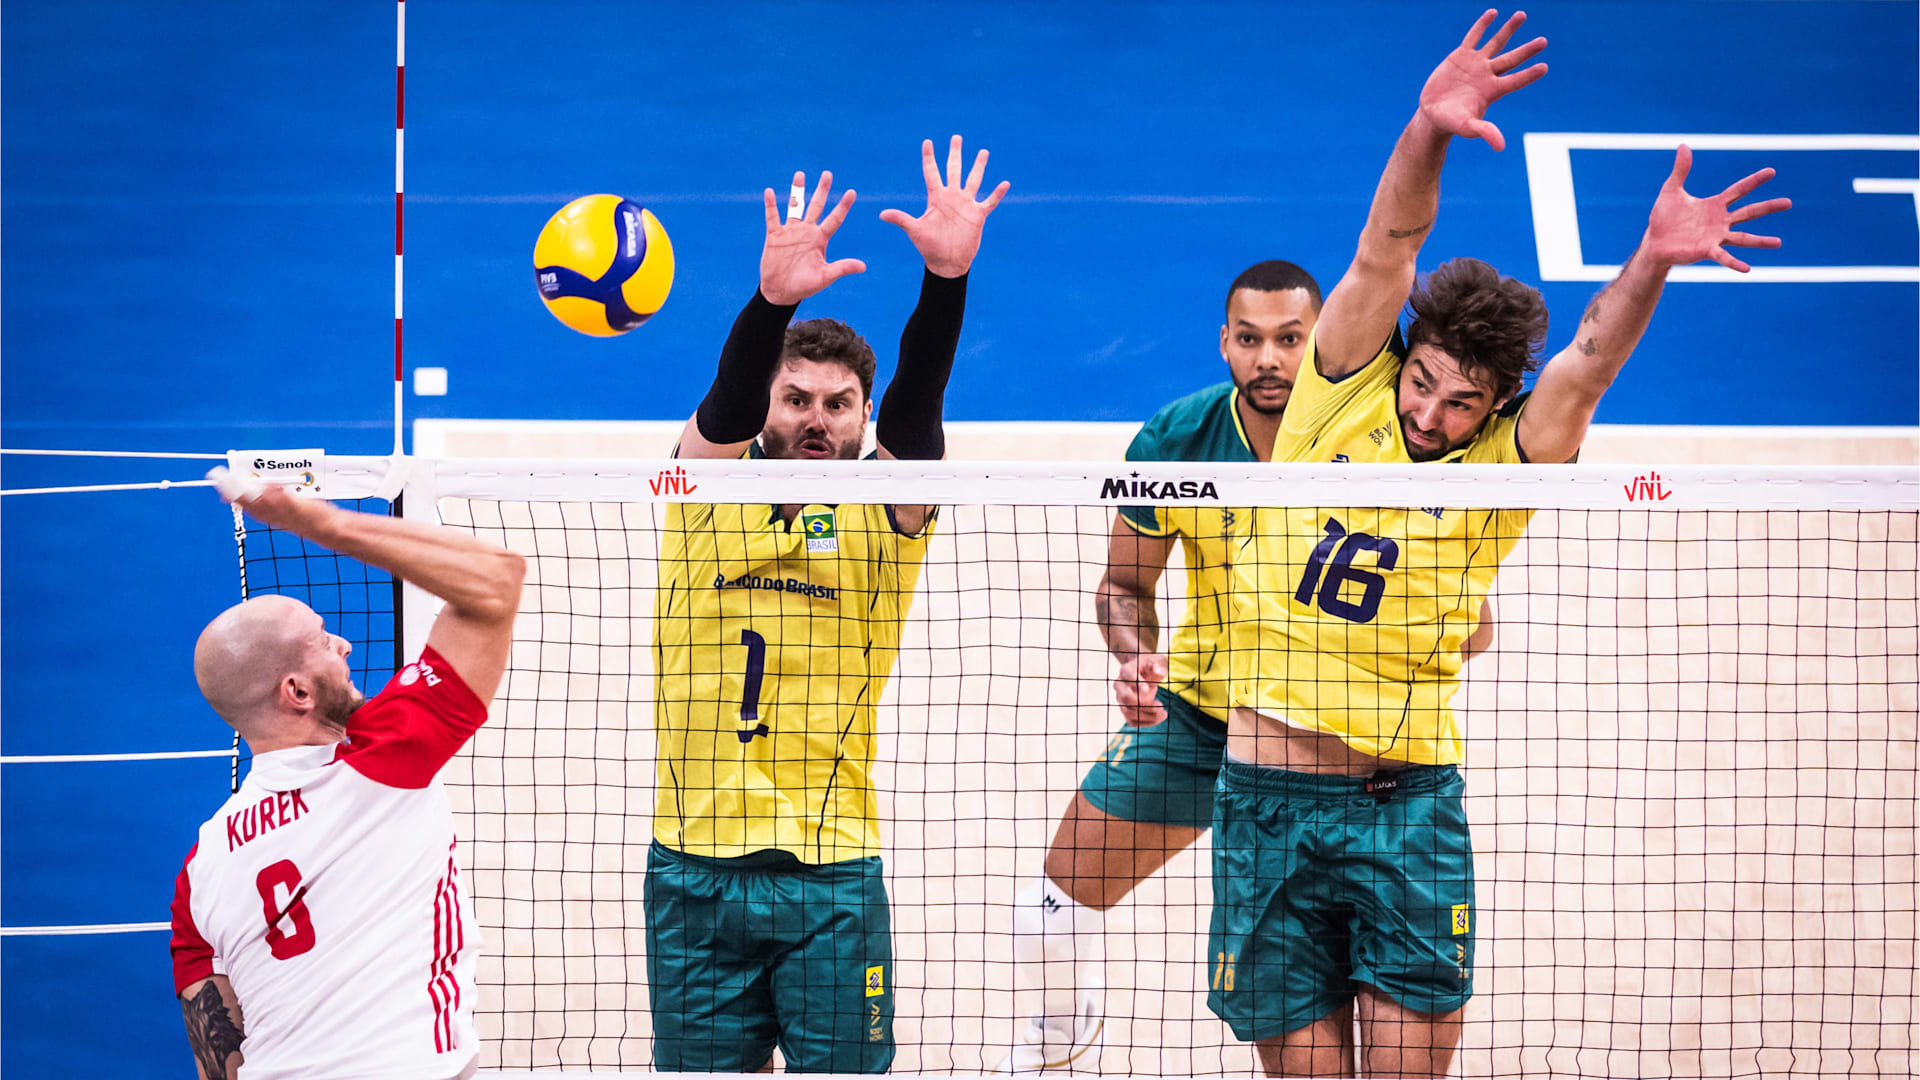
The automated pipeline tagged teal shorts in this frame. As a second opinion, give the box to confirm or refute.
[1206,760,1476,1041]
[1078,688,1230,829]
[644,842,894,1073]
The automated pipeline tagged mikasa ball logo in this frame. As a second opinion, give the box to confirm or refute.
[622,209,641,257]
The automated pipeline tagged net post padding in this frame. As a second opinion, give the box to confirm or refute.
[360,454,1914,1078]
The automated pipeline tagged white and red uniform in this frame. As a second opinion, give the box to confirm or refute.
[170,647,487,1080]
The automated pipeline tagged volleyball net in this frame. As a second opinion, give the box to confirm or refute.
[241,455,1915,1079]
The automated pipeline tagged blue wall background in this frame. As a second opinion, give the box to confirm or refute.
[3,1,1914,1074]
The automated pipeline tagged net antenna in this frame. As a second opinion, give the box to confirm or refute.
[392,0,406,458]
[389,0,410,674]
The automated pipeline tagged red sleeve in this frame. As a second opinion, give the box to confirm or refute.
[336,646,490,789]
[170,844,215,996]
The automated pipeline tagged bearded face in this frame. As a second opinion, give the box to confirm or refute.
[759,358,869,461]
[311,668,366,738]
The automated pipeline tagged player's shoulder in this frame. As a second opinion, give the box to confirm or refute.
[1460,390,1535,463]
[1130,381,1241,461]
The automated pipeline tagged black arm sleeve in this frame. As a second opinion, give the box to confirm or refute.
[693,290,799,445]
[875,268,968,460]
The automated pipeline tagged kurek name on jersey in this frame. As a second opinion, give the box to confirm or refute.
[170,647,491,1080]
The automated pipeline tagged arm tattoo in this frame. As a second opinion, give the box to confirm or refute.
[1577,337,1599,356]
[1581,301,1601,324]
[1386,220,1433,240]
[1095,589,1160,656]
[183,982,244,1080]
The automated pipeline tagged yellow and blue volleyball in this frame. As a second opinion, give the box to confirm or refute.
[533,195,675,336]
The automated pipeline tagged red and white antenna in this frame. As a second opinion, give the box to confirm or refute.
[393,0,406,456]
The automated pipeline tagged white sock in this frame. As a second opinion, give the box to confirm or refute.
[1013,875,1105,1027]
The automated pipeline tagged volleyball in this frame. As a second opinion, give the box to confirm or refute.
[533,195,675,336]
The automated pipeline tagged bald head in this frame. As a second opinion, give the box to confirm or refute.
[194,595,328,737]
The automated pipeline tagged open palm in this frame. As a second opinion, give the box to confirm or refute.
[1644,145,1791,273]
[758,170,865,306]
[880,135,1010,278]
[1418,9,1548,152]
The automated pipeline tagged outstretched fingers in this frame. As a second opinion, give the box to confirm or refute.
[1472,116,1509,153]
[823,257,868,283]
[1708,247,1752,274]
[1730,196,1792,224]
[1493,58,1548,94]
[803,171,835,224]
[1483,9,1527,53]
[1462,8,1499,49]
[918,139,940,191]
[963,148,990,195]
[1718,167,1777,205]
[1667,144,1694,188]
[981,179,1010,214]
[945,134,964,189]
[1724,230,1783,250]
[819,189,857,237]
[762,188,780,232]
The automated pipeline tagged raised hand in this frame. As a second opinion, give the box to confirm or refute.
[1417,9,1548,152]
[1114,653,1170,726]
[1643,145,1791,272]
[879,135,1010,279]
[759,171,865,306]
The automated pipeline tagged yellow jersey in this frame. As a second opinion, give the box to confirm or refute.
[653,458,932,863]
[1229,329,1533,765]
[1117,382,1257,724]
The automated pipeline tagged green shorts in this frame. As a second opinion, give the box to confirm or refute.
[1078,688,1230,829]
[644,842,894,1073]
[1206,760,1476,1041]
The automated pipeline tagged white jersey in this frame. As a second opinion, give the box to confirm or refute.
[170,647,487,1080]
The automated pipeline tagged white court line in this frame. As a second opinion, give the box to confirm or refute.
[1524,132,1920,283]
[0,922,169,936]
[0,749,236,764]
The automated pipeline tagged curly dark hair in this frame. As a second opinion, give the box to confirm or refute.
[782,318,876,400]
[1404,258,1548,402]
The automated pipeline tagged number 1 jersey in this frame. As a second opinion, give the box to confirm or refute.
[169,648,487,1080]
[653,494,932,865]
[1228,329,1533,765]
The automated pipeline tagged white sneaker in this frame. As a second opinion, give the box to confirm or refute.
[998,986,1106,1073]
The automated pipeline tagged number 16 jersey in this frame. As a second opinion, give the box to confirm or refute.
[653,485,932,865]
[1228,330,1533,766]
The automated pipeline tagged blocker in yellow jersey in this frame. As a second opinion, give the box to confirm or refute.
[653,492,931,863]
[1230,328,1530,765]
[646,135,1007,1074]
[1210,11,1788,1077]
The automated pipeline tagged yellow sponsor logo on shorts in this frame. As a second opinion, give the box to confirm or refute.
[1452,903,1470,935]
[865,965,884,997]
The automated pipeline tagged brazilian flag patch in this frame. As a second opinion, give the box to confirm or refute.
[802,510,837,553]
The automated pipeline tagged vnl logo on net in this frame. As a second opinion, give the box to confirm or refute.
[1523,133,1920,283]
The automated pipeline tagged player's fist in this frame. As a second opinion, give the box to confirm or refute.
[1114,653,1170,726]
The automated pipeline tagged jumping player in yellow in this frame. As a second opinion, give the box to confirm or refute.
[648,136,1007,1074]
[1005,263,1495,1072]
[1213,11,1790,1077]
